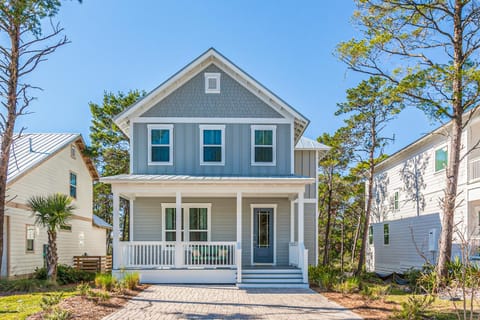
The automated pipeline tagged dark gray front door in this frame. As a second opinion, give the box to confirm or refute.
[253,208,274,264]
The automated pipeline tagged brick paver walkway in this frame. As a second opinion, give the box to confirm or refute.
[103,285,362,320]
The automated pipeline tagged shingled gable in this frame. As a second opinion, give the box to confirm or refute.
[114,48,310,143]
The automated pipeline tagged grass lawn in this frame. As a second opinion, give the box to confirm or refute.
[0,289,77,320]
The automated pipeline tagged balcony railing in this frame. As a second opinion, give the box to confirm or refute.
[119,241,237,269]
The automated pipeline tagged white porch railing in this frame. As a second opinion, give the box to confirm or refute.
[182,242,236,267]
[469,157,480,181]
[289,242,299,267]
[119,241,237,269]
[120,242,175,268]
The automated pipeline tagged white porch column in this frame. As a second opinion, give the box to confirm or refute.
[112,191,120,270]
[175,192,182,267]
[290,200,295,243]
[298,192,304,245]
[129,196,135,242]
[236,192,242,283]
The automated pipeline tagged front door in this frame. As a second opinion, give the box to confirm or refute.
[253,208,274,264]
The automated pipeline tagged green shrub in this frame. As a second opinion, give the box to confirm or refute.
[94,273,116,291]
[334,276,360,294]
[308,265,340,291]
[40,292,64,311]
[0,278,53,292]
[34,264,95,284]
[123,272,140,290]
[76,282,91,296]
[44,307,71,320]
[394,295,434,320]
[87,289,111,303]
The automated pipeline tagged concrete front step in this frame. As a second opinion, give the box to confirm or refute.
[242,277,303,283]
[242,273,303,279]
[237,282,309,289]
[242,268,301,274]
[238,267,305,288]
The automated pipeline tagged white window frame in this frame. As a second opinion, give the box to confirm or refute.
[251,125,277,166]
[383,223,390,246]
[434,145,448,173]
[70,144,76,159]
[148,124,173,166]
[69,171,77,199]
[161,203,212,242]
[393,190,399,211]
[26,225,35,253]
[204,73,221,94]
[199,125,225,166]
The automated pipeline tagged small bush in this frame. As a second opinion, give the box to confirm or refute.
[34,265,95,285]
[0,278,51,292]
[123,272,140,290]
[44,307,71,320]
[76,282,91,296]
[308,265,339,291]
[40,292,64,311]
[334,276,360,294]
[94,273,116,291]
[394,295,434,320]
[87,289,111,303]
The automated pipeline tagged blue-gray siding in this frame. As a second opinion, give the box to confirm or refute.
[140,64,283,118]
[132,123,291,176]
[132,197,317,266]
[294,150,316,199]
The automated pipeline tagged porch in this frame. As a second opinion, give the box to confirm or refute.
[103,174,314,286]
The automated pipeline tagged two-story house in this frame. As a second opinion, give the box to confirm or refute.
[101,48,329,288]
[367,108,480,275]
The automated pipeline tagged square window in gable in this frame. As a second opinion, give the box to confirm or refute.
[204,73,220,93]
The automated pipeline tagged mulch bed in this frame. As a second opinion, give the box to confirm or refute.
[28,284,148,320]
[311,285,398,320]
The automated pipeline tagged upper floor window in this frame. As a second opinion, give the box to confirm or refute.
[251,125,276,166]
[368,225,373,245]
[148,124,173,165]
[435,146,448,172]
[70,172,77,199]
[393,191,399,211]
[200,125,225,165]
[383,223,390,245]
[204,73,220,93]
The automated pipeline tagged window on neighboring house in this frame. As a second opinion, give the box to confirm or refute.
[369,226,373,245]
[148,124,173,165]
[70,145,76,159]
[26,225,35,252]
[394,191,399,211]
[251,125,276,165]
[204,73,220,93]
[200,125,225,165]
[384,223,390,245]
[189,208,208,241]
[70,172,77,199]
[435,146,448,172]
[60,224,72,232]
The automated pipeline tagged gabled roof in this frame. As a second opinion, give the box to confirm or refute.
[7,133,99,185]
[93,214,112,229]
[114,48,310,142]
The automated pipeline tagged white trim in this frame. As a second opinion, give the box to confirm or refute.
[199,125,225,166]
[132,117,291,124]
[290,200,295,243]
[251,125,277,166]
[434,144,448,173]
[250,204,277,266]
[129,125,134,173]
[293,198,316,204]
[315,149,319,266]
[147,124,174,166]
[204,72,221,94]
[129,196,135,242]
[161,203,212,242]
[290,122,294,174]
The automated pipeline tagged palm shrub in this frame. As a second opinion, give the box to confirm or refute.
[28,193,75,283]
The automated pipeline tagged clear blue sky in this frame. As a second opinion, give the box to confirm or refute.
[17,0,436,154]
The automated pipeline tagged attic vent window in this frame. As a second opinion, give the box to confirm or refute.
[205,73,220,93]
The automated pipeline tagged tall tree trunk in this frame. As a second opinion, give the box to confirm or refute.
[121,199,129,241]
[322,167,334,265]
[47,229,58,282]
[340,212,345,273]
[0,21,20,272]
[437,0,464,282]
[351,210,362,265]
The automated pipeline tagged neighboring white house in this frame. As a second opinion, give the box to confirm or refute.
[367,109,480,275]
[101,48,329,288]
[1,133,110,278]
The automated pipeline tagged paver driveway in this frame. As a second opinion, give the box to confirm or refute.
[103,285,362,320]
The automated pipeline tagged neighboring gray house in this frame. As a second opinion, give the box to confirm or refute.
[102,48,329,288]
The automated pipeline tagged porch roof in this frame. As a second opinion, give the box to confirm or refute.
[101,174,314,185]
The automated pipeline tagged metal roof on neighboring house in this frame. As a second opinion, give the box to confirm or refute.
[295,137,330,151]
[93,214,112,229]
[7,133,98,184]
